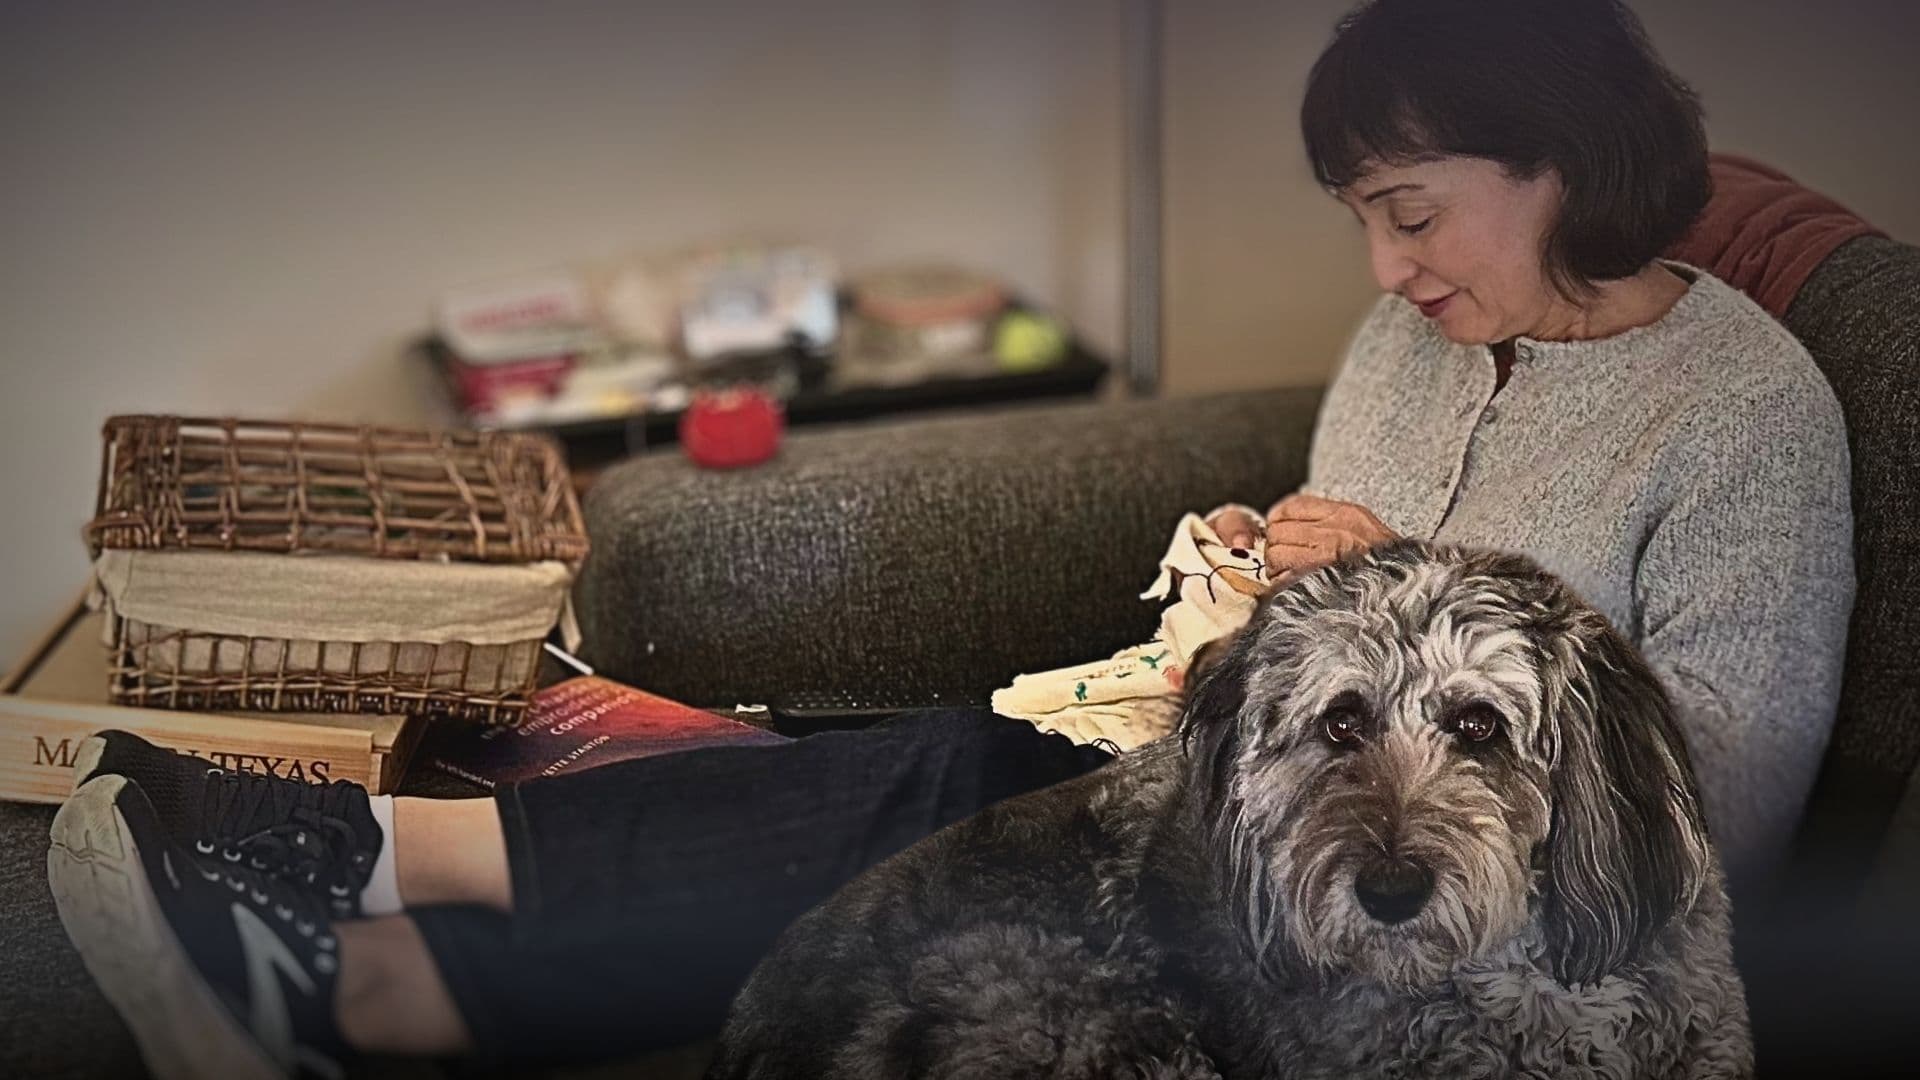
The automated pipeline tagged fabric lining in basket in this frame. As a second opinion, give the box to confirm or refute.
[92,549,578,647]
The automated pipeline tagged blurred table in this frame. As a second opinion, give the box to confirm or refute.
[415,337,1113,484]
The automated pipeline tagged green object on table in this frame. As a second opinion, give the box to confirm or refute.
[994,311,1068,372]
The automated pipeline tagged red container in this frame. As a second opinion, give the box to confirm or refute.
[679,388,784,469]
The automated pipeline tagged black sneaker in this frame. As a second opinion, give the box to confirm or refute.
[73,730,382,917]
[48,773,355,1080]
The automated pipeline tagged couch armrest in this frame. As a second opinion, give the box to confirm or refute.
[1784,235,1920,861]
[574,388,1322,707]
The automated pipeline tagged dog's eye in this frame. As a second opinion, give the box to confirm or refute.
[1450,704,1502,743]
[1322,708,1366,747]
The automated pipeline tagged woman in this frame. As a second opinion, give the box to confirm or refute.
[50,1,1852,1075]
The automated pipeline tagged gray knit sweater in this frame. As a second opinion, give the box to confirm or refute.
[1306,266,1855,885]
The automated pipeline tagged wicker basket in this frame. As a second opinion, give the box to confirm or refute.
[86,416,588,724]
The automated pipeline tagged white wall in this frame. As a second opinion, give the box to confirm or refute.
[0,0,1123,666]
[4,0,1916,668]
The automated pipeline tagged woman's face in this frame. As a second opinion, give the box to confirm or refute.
[1337,157,1565,346]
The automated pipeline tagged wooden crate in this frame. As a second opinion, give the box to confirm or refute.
[1,600,423,805]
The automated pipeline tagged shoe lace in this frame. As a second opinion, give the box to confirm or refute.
[196,771,374,917]
[187,848,345,988]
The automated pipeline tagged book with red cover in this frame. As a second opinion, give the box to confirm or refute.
[418,676,786,789]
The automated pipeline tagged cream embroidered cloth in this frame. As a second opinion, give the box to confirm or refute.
[991,513,1271,750]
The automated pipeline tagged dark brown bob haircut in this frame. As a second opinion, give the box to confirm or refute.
[1302,0,1710,297]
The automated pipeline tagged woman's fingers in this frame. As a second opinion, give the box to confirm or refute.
[1262,520,1379,582]
[1265,521,1365,558]
[1268,492,1346,522]
[1270,494,1398,546]
[1236,495,1403,585]
[1207,507,1265,550]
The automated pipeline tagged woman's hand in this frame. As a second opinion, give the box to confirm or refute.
[1263,493,1398,585]
[1204,505,1267,551]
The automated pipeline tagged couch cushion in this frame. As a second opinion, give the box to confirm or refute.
[1781,234,1920,872]
[574,389,1321,709]
[0,801,144,1078]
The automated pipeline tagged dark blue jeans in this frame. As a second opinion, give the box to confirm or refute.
[408,708,1113,1069]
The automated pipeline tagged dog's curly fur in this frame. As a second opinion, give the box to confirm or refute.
[709,542,1752,1079]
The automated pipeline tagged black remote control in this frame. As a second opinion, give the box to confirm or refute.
[763,692,961,736]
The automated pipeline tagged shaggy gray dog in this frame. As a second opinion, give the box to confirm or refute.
[709,541,1751,1079]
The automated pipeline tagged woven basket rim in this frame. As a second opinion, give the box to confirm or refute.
[86,414,588,567]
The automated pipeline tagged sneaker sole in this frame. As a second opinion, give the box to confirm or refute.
[48,775,285,1080]
[68,734,107,795]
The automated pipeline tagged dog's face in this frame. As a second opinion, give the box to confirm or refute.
[1181,541,1712,990]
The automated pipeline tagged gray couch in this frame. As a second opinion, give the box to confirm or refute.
[1,233,1913,1077]
[573,236,1920,1075]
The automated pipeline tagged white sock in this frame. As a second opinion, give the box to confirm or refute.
[360,795,404,916]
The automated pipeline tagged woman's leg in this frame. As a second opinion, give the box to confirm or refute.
[382,708,1111,926]
[494,708,1111,931]
[387,708,1115,1067]
[390,796,513,911]
[332,915,472,1056]
[58,711,1111,1071]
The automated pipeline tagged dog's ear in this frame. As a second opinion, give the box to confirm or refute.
[1178,629,1253,741]
[1177,616,1303,980]
[1539,622,1712,987]
[1183,633,1237,689]
[1177,623,1259,814]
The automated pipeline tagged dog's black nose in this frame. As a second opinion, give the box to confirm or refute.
[1354,858,1434,924]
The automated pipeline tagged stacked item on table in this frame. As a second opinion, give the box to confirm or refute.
[420,248,1076,430]
[837,263,1070,387]
[429,269,680,428]
[428,246,840,429]
[652,245,839,366]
